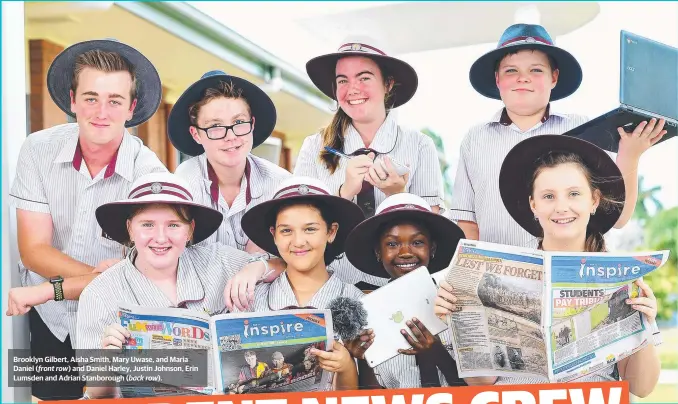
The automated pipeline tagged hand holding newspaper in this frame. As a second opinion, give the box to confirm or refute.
[442,240,669,383]
[113,305,334,397]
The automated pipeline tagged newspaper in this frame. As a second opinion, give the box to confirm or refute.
[114,305,334,396]
[117,305,215,397]
[443,240,669,382]
[212,310,334,394]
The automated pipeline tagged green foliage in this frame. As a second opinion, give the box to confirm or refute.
[641,207,678,321]
[633,175,663,223]
[421,127,453,203]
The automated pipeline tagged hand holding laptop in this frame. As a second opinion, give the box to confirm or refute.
[564,30,677,152]
[617,117,667,158]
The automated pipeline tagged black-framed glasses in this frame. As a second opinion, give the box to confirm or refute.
[194,118,254,140]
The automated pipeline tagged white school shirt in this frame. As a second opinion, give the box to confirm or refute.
[8,123,167,346]
[449,106,591,248]
[494,363,620,384]
[175,154,291,249]
[372,329,461,388]
[294,111,445,286]
[76,243,251,351]
[233,271,365,313]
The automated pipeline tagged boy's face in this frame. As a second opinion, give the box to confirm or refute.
[70,67,137,146]
[495,50,559,115]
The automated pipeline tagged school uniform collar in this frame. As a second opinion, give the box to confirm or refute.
[201,154,262,208]
[343,110,399,155]
[55,128,135,182]
[267,270,345,311]
[123,249,205,308]
[488,104,567,127]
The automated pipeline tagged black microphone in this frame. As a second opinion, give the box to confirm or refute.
[328,297,368,341]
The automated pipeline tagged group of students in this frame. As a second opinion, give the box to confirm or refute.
[5,22,666,400]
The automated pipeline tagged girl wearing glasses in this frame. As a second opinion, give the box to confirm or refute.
[293,37,446,291]
[235,176,367,390]
[167,70,291,261]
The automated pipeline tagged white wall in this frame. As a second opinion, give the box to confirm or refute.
[2,2,32,402]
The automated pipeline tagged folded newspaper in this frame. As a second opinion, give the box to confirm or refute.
[443,240,669,383]
[115,305,334,397]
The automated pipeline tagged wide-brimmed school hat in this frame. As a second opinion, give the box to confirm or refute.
[167,70,277,157]
[306,36,418,108]
[96,172,223,245]
[47,39,162,128]
[499,135,625,237]
[241,176,365,260]
[469,24,582,101]
[345,193,465,279]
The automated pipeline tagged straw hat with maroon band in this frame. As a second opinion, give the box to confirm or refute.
[241,176,365,261]
[345,193,465,279]
[306,36,418,108]
[96,172,223,245]
[469,23,582,101]
[499,135,625,238]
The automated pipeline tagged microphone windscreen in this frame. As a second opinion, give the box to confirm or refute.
[328,297,368,341]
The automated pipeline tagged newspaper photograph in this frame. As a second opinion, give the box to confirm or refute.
[443,240,669,382]
[545,251,670,382]
[117,304,215,397]
[211,310,335,394]
[444,241,548,379]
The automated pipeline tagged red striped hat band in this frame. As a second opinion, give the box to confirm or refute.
[379,203,429,215]
[274,184,329,200]
[500,36,552,47]
[128,181,194,201]
[338,42,387,56]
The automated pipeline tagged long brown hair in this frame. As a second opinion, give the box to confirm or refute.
[530,151,622,252]
[319,59,396,173]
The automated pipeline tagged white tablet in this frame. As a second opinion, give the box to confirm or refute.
[361,266,447,367]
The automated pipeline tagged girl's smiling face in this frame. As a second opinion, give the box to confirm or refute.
[375,221,436,279]
[530,162,600,243]
[270,204,338,273]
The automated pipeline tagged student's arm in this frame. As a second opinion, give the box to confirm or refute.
[613,153,639,229]
[77,288,122,399]
[613,119,667,228]
[8,138,109,278]
[464,376,498,385]
[458,221,480,240]
[17,210,100,277]
[448,139,478,238]
[221,246,286,311]
[312,341,358,391]
[6,274,99,316]
[344,329,380,389]
[617,278,661,397]
[618,344,660,398]
[357,359,383,389]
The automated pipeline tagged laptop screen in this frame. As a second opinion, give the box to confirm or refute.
[620,31,678,121]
